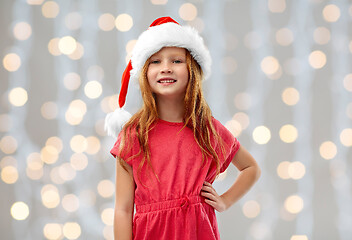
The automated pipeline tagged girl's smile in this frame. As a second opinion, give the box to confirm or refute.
[147,47,189,99]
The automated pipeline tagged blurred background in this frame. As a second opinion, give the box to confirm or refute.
[1,0,352,239]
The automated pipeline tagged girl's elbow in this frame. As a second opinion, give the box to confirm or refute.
[254,164,261,182]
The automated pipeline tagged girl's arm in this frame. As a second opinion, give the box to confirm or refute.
[114,157,135,240]
[220,145,261,210]
[201,145,260,212]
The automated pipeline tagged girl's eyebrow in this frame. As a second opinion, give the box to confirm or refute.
[151,54,186,59]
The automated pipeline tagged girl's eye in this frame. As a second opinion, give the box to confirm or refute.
[173,60,182,63]
[150,60,160,64]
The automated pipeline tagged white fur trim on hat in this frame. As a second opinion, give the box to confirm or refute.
[130,22,211,82]
[104,107,132,138]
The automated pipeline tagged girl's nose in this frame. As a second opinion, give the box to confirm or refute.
[160,63,172,73]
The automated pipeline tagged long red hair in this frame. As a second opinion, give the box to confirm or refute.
[117,49,225,186]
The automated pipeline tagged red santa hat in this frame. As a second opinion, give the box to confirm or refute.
[105,16,211,138]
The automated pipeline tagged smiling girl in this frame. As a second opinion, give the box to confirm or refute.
[105,16,260,240]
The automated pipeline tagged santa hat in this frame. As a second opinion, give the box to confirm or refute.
[105,16,212,138]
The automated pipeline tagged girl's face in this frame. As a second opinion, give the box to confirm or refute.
[147,47,189,101]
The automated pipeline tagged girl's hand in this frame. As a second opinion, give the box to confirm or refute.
[200,181,227,212]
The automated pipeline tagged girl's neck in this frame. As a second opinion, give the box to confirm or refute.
[156,96,184,122]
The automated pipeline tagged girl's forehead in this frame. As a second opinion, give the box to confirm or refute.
[151,47,186,57]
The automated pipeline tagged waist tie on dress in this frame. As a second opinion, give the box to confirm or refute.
[135,195,205,213]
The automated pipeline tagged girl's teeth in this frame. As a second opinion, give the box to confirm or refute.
[160,80,175,83]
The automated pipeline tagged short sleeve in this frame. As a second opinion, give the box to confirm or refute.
[220,137,240,173]
[110,130,134,167]
[211,117,241,173]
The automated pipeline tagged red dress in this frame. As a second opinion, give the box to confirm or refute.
[110,117,240,239]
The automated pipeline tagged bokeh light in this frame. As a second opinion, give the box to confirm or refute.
[70,135,88,153]
[98,13,115,31]
[65,99,87,125]
[48,38,61,56]
[179,3,197,21]
[58,36,77,55]
[261,56,280,75]
[13,22,32,40]
[63,222,81,239]
[62,194,80,212]
[3,53,21,72]
[308,50,326,69]
[322,4,340,22]
[284,195,304,214]
[86,136,101,155]
[126,40,137,55]
[11,202,29,220]
[101,208,114,226]
[151,0,168,5]
[70,153,88,171]
[63,72,81,91]
[279,124,298,143]
[232,112,250,130]
[319,141,337,160]
[27,0,44,4]
[343,74,352,92]
[26,152,44,180]
[277,161,290,180]
[276,28,294,46]
[59,163,76,181]
[46,136,63,153]
[0,135,18,154]
[0,156,17,168]
[43,223,63,240]
[41,145,59,164]
[50,167,65,184]
[225,120,242,137]
[347,103,352,120]
[41,101,58,120]
[340,128,352,147]
[268,0,286,13]
[242,200,261,218]
[1,166,19,184]
[97,179,115,198]
[253,126,271,145]
[115,14,133,32]
[68,42,84,60]
[103,226,114,240]
[291,235,308,240]
[41,184,60,208]
[282,87,300,106]
[288,161,306,180]
[84,81,103,99]
[42,1,60,18]
[313,27,330,45]
[8,87,28,107]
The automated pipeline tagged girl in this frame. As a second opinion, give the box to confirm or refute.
[105,16,260,240]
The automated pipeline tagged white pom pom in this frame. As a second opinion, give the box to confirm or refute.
[104,108,132,138]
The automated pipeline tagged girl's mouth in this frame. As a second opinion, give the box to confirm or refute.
[157,79,177,83]
[157,79,177,85]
